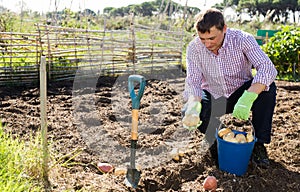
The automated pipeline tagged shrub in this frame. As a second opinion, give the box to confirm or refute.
[262,25,300,80]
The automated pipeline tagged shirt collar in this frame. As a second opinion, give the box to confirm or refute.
[221,29,230,49]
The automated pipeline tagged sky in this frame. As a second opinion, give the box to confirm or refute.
[1,0,222,14]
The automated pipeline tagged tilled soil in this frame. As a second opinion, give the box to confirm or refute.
[0,71,299,192]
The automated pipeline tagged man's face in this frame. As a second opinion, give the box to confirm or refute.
[198,25,227,54]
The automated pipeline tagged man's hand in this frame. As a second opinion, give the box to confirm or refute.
[232,91,258,120]
[182,100,202,130]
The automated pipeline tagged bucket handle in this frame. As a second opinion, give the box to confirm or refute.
[248,120,255,138]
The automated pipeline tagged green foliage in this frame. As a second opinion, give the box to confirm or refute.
[46,8,97,29]
[1,0,299,80]
[103,0,195,18]
[0,123,43,191]
[234,0,300,22]
[0,11,18,32]
[227,20,263,34]
[262,25,300,79]
[105,16,131,30]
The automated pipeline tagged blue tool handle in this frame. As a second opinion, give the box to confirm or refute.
[128,75,146,109]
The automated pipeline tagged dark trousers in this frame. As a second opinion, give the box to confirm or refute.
[198,79,277,144]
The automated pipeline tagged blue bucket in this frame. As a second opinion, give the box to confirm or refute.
[216,129,256,176]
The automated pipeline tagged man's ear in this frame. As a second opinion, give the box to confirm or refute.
[223,25,227,33]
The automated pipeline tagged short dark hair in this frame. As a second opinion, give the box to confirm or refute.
[195,8,225,33]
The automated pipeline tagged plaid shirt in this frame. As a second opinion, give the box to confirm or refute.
[183,28,277,100]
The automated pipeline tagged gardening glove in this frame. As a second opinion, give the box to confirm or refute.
[182,100,202,131]
[232,90,258,120]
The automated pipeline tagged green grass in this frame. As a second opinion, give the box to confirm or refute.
[0,123,43,192]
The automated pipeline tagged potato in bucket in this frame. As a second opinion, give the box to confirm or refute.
[216,114,256,176]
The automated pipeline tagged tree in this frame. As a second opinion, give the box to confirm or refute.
[103,7,114,15]
[223,0,300,23]
[140,2,156,16]
[128,5,143,16]
[82,9,96,17]
[102,0,197,18]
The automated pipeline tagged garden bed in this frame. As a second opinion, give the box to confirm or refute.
[0,75,299,191]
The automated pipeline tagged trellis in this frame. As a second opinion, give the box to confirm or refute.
[0,19,185,85]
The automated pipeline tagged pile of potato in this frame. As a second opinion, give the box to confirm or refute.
[217,114,255,143]
[218,128,254,143]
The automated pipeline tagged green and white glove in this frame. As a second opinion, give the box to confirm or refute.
[232,90,258,120]
[182,100,202,131]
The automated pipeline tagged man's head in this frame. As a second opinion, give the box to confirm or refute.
[194,8,226,54]
[195,8,225,33]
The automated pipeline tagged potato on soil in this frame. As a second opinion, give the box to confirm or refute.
[97,162,114,173]
[114,167,127,175]
[203,176,217,191]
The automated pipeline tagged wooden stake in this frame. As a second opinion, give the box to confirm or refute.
[40,55,50,189]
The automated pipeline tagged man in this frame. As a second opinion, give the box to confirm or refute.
[182,8,277,168]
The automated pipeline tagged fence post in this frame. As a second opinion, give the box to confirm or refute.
[45,25,52,80]
[100,16,107,74]
[40,55,50,189]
